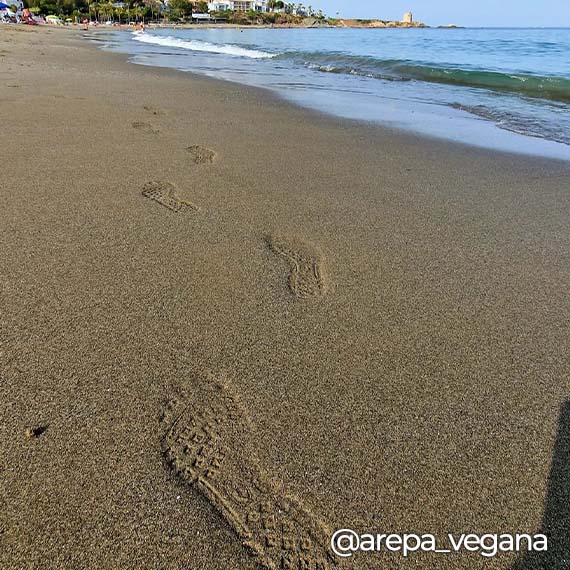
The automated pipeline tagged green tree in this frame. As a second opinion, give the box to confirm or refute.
[98,2,113,21]
[146,0,159,21]
[114,5,125,22]
[169,0,191,19]
[130,1,142,20]
[26,0,60,15]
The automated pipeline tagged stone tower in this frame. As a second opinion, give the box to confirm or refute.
[403,11,413,24]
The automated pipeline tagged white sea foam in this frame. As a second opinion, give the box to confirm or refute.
[132,31,275,59]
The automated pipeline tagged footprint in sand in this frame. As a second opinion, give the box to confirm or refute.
[268,234,327,300]
[132,121,159,135]
[142,181,198,213]
[143,105,165,116]
[187,145,216,165]
[161,376,340,570]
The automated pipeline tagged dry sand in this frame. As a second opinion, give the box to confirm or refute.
[1,25,569,570]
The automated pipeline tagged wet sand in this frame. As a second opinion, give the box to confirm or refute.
[1,25,570,570]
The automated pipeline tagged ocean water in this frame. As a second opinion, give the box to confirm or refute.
[98,27,570,159]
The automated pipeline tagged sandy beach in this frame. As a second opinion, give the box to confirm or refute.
[1,25,570,569]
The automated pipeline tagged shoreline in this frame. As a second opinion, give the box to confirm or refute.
[104,26,570,162]
[2,24,570,570]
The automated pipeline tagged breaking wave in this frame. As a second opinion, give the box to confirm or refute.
[132,31,276,59]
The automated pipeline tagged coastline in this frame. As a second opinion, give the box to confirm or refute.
[109,27,570,161]
[2,25,570,570]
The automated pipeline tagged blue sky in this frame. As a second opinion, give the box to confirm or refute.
[307,1,570,27]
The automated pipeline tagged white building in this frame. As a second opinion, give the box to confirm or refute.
[402,11,413,24]
[207,1,269,12]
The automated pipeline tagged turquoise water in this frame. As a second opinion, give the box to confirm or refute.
[100,27,570,159]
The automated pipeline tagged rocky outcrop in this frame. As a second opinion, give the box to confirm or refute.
[302,17,331,27]
[339,18,428,28]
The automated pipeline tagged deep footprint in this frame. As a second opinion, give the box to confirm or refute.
[161,376,340,570]
[132,121,159,134]
[187,145,216,165]
[268,234,327,299]
[142,181,198,213]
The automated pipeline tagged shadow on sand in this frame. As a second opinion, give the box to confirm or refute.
[515,399,570,569]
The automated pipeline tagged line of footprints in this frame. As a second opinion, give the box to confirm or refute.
[138,108,338,567]
[161,375,342,569]
[137,108,327,301]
